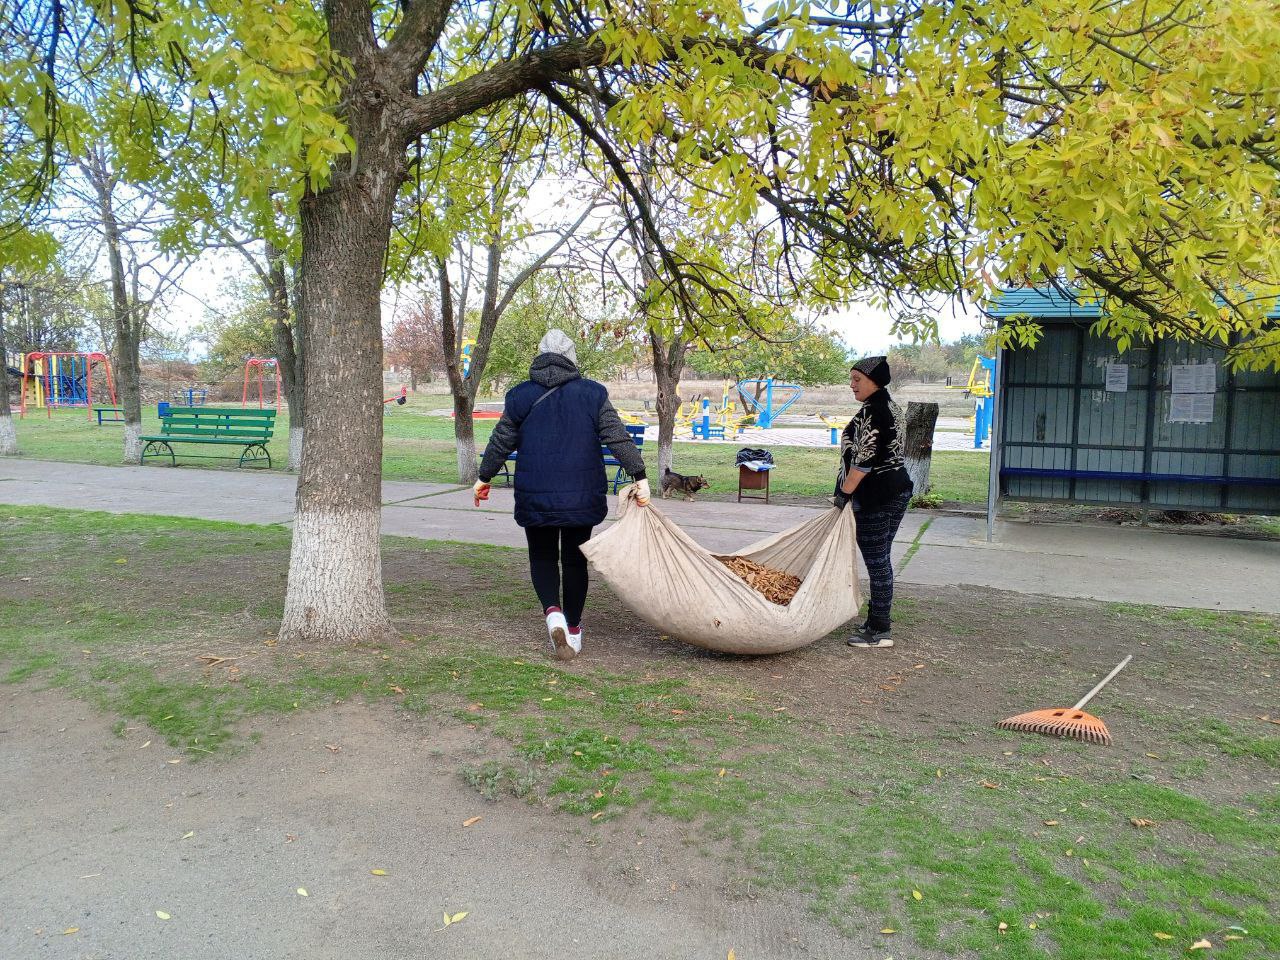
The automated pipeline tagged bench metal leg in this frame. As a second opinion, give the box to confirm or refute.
[142,440,175,466]
[239,444,272,469]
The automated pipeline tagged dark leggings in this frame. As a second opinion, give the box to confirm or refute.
[855,489,912,630]
[524,526,593,627]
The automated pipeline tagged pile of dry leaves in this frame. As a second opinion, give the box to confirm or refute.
[714,556,802,605]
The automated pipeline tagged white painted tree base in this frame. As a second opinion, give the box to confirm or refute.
[279,506,394,644]
[0,415,18,456]
[123,422,143,465]
[288,427,304,472]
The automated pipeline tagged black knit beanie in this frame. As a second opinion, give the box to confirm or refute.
[851,355,891,387]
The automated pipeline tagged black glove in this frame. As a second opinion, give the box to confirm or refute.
[831,488,852,510]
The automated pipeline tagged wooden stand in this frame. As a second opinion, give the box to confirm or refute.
[737,464,770,503]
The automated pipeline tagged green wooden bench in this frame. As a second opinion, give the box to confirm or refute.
[142,407,276,469]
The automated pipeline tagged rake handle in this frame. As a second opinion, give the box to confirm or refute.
[1072,655,1132,710]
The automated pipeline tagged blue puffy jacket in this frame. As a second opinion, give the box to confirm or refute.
[477,353,647,528]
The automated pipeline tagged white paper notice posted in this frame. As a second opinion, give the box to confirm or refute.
[1104,363,1128,392]
[1169,392,1215,423]
[1171,362,1216,394]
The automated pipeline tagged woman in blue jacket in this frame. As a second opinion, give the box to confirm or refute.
[472,330,650,661]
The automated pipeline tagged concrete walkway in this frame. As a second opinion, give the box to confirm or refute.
[2,458,1276,614]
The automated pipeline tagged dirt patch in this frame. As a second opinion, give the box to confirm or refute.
[380,545,1279,807]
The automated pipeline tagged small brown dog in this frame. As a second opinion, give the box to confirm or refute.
[661,468,710,501]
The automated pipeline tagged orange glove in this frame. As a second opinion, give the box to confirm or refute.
[473,480,491,507]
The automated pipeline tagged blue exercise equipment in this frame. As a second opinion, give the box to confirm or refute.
[735,378,803,429]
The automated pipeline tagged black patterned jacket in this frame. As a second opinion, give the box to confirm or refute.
[838,389,913,510]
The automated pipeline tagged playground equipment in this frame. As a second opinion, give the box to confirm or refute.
[383,385,408,411]
[242,357,283,410]
[947,356,996,448]
[817,414,845,445]
[735,378,803,429]
[679,382,756,440]
[18,351,117,419]
[460,338,477,379]
[172,387,208,407]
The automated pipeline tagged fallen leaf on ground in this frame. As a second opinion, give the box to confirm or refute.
[63,928,79,935]
[591,812,604,820]
[155,911,171,921]
[1153,932,1173,940]
[462,817,482,828]
[139,741,150,749]
[1189,939,1212,950]
[370,869,388,876]
[998,922,1008,933]
[718,768,726,777]
[912,890,923,901]
[1043,820,1059,826]
[181,831,194,840]
[1224,935,1244,941]
[324,744,340,753]
[297,888,308,897]
[285,834,298,843]
[387,685,404,694]
[981,781,1000,789]
[167,759,181,765]
[728,950,735,960]
[879,928,896,935]
[1130,818,1157,828]
[437,911,468,930]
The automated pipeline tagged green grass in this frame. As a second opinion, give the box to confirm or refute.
[9,407,991,503]
[2,505,1276,958]
[1105,603,1279,652]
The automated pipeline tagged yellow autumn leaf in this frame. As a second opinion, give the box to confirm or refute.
[1189,940,1212,951]
[1224,935,1244,941]
[728,951,735,960]
[63,927,79,935]
[462,817,482,828]
[1153,932,1173,940]
[718,768,726,777]
[370,869,388,876]
[449,912,468,924]
[297,888,308,897]
[880,928,896,934]
[155,911,171,920]
[182,831,194,839]
[912,889,923,901]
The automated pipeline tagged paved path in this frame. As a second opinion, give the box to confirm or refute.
[2,458,1276,613]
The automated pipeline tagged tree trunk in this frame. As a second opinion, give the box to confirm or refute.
[92,166,145,465]
[409,367,417,392]
[279,162,398,646]
[453,392,477,484]
[903,401,940,499]
[266,242,305,472]
[0,299,16,456]
[650,331,689,479]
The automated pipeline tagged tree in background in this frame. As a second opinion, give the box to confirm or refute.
[384,302,443,390]
[482,269,631,392]
[687,325,850,391]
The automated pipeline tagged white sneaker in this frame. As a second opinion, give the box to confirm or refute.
[566,626,583,656]
[545,609,574,661]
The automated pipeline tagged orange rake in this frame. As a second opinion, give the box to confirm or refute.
[997,655,1132,746]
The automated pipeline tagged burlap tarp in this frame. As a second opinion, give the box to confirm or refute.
[580,490,862,654]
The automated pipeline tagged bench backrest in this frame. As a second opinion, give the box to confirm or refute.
[161,407,276,440]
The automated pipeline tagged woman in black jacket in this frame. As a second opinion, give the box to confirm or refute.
[472,330,649,661]
[834,356,914,649]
